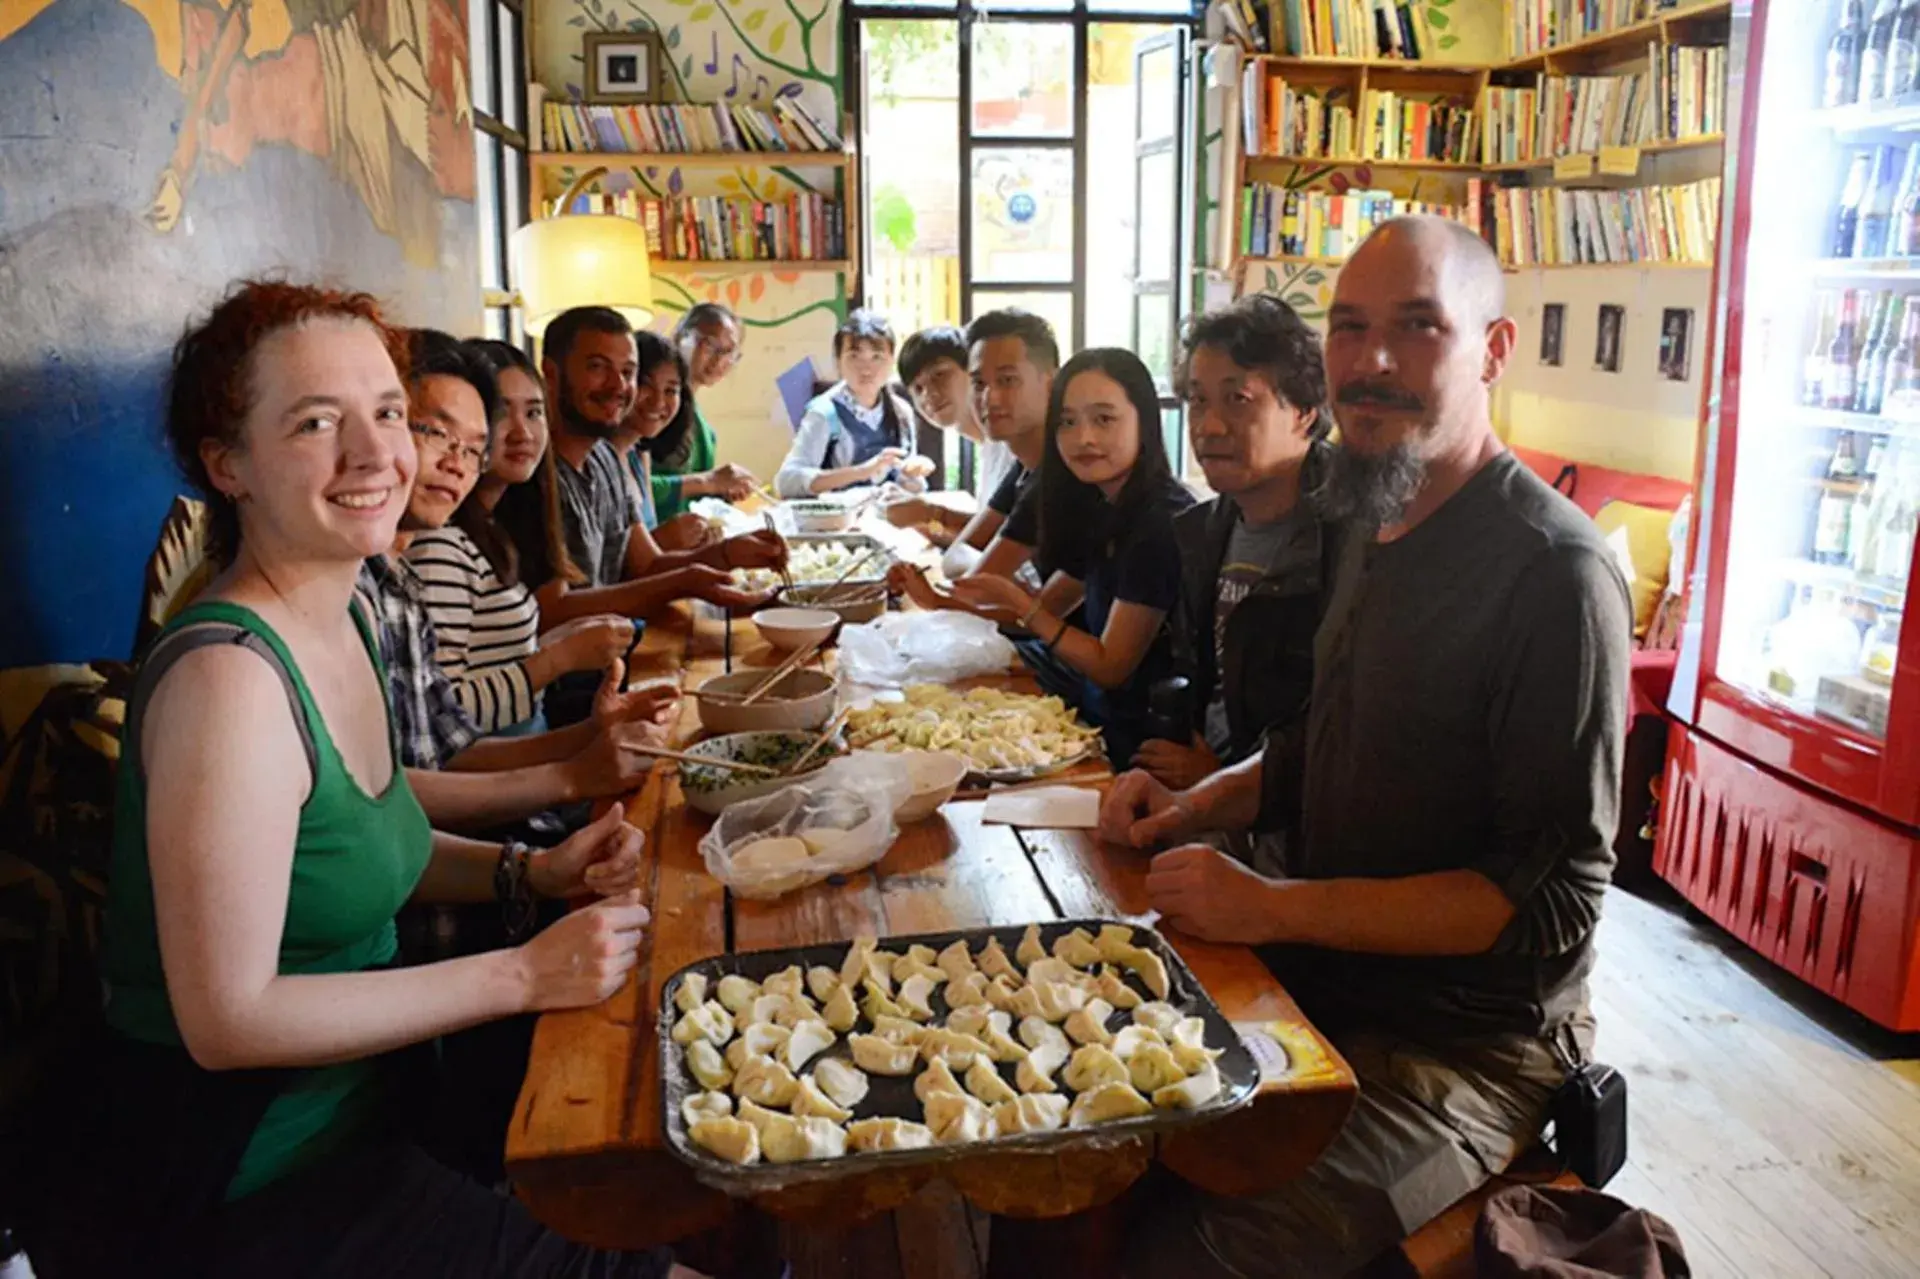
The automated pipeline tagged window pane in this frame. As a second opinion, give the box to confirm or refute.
[971,147,1074,283]
[484,308,508,341]
[1133,288,1174,390]
[971,22,1073,138]
[1093,0,1198,14]
[476,133,501,290]
[1136,148,1175,281]
[468,0,495,119]
[504,145,525,232]
[495,3,522,133]
[970,289,1074,354]
[973,0,1071,13]
[862,20,962,336]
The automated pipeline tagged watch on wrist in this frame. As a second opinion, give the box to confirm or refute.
[495,839,537,941]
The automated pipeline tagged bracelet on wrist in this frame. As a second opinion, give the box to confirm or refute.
[495,840,537,941]
[1046,616,1069,651]
[1018,598,1045,631]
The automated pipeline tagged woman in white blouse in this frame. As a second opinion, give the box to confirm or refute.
[405,340,631,734]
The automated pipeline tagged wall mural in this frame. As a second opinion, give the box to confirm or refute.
[0,0,480,668]
[533,0,847,479]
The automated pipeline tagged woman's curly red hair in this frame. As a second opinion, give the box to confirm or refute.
[166,279,411,563]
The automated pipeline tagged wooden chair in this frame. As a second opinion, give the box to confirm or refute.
[1364,1146,1579,1279]
[132,496,215,657]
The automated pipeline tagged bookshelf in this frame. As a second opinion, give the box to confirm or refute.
[531,151,853,173]
[1502,0,1733,73]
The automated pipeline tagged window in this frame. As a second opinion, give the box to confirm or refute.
[471,0,529,343]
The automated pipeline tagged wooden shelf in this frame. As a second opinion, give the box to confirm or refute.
[1241,255,1350,269]
[1817,96,1920,139]
[1256,54,1483,75]
[531,150,853,170]
[651,259,852,276]
[1501,260,1713,272]
[1244,153,1480,172]
[1481,133,1726,174]
[1500,0,1732,72]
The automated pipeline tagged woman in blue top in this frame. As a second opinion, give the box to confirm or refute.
[949,348,1196,765]
[775,309,935,497]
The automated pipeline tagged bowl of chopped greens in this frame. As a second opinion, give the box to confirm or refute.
[678,730,848,816]
[787,500,855,533]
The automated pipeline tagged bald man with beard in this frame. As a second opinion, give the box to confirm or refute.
[1106,218,1633,1277]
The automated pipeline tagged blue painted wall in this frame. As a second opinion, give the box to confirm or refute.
[0,0,480,667]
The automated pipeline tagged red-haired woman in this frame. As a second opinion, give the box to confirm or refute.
[41,282,702,1277]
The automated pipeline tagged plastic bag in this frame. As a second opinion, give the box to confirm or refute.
[836,612,1017,688]
[699,754,913,900]
[688,496,769,538]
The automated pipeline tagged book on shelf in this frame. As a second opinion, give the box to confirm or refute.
[551,189,846,263]
[1239,181,1473,259]
[1509,0,1680,60]
[1666,43,1725,140]
[1273,0,1440,62]
[1360,89,1478,163]
[1242,65,1355,157]
[1489,175,1721,268]
[540,99,842,155]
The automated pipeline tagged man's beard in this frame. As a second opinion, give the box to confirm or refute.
[1321,440,1429,529]
[554,372,620,440]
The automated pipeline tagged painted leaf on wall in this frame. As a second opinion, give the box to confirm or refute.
[1426,9,1449,28]
[668,27,681,48]
[727,279,743,307]
[745,9,767,31]
[690,3,714,18]
[750,276,766,301]
[768,26,787,54]
[683,54,694,77]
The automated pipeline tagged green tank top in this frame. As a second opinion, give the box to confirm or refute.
[101,600,434,1200]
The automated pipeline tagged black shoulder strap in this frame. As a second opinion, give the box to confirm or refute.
[126,622,319,784]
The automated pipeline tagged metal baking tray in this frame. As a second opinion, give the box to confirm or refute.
[965,739,1104,786]
[780,533,894,589]
[657,918,1260,1192]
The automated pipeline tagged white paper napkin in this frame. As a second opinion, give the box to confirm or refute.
[979,785,1101,829]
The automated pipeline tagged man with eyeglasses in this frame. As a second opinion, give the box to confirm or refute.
[651,302,758,520]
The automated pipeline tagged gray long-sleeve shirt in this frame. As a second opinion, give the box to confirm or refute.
[1262,451,1631,1042]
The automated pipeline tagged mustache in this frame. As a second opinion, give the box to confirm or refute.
[1336,382,1423,410]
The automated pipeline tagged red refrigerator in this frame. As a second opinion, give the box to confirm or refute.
[1661,0,1920,1029]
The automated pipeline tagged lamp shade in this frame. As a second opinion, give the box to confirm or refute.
[510,210,654,337]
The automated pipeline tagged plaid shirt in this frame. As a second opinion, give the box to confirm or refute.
[356,556,480,770]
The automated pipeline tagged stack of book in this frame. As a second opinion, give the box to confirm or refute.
[1665,43,1726,140]
[1242,67,1355,157]
[541,99,842,155]
[552,190,846,263]
[1272,0,1441,60]
[1360,90,1479,163]
[1508,0,1666,60]
[1241,182,1476,259]
[1489,176,1722,267]
[1482,84,1541,165]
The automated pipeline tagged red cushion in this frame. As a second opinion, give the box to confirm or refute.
[1629,650,1677,722]
[1509,446,1691,519]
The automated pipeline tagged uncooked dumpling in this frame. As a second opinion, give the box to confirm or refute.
[1051,927,1102,969]
[686,1039,733,1091]
[937,938,978,983]
[918,1027,990,1070]
[1064,998,1116,1047]
[847,1117,934,1151]
[1132,1001,1182,1036]
[1025,958,1092,991]
[1152,1061,1222,1110]
[813,1056,871,1109]
[993,1093,1069,1135]
[1067,1081,1153,1127]
[1015,923,1047,968]
[1170,1037,1223,1075]
[945,972,991,1008]
[866,951,901,993]
[1010,981,1088,1023]
[861,979,909,1025]
[716,973,761,1014]
[1169,1016,1209,1049]
[840,936,878,990]
[1109,1025,1166,1062]
[1094,966,1142,1010]
[849,1033,920,1076]
[979,1025,1027,1064]
[737,993,789,1031]
[772,993,821,1028]
[923,1089,996,1144]
[734,1055,800,1107]
[822,983,859,1033]
[977,936,1020,983]
[1018,1016,1070,1055]
[1095,924,1135,964]
[893,957,947,989]
[689,1115,760,1165]
[783,1018,837,1073]
[903,943,939,968]
[673,972,710,1015]
[725,1022,791,1070]
[964,1057,1018,1105]
[1116,945,1171,1000]
[1128,1042,1187,1094]
[945,1006,1000,1041]
[869,1014,926,1046]
[792,1072,854,1123]
[734,1097,783,1136]
[671,1001,734,1047]
[681,1090,733,1130]
[898,973,938,1021]
[760,1112,848,1163]
[983,975,1022,1011]
[1062,1043,1129,1094]
[1016,1040,1068,1093]
[806,965,842,1004]
[914,1056,965,1105]
[761,964,805,1000]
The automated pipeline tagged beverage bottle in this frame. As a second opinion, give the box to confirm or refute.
[1855,146,1901,257]
[1806,290,1841,407]
[1877,495,1917,580]
[1816,484,1856,564]
[1832,431,1863,479]
[1890,0,1920,96]
[1888,143,1920,255]
[1864,0,1902,101]
[1835,151,1874,256]
[1865,432,1892,476]
[1858,293,1899,411]
[1872,296,1909,412]
[1848,477,1876,568]
[1830,0,1870,106]
[1826,290,1863,408]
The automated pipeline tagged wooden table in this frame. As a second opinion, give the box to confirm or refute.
[506,601,1358,1270]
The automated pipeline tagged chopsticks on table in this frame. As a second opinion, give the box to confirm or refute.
[780,705,853,777]
[632,744,779,776]
[740,638,823,705]
[807,547,885,607]
[951,770,1114,804]
[763,511,795,595]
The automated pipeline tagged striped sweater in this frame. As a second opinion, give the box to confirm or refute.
[404,526,541,733]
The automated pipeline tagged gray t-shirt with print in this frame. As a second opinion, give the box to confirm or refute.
[554,440,642,588]
[1203,511,1314,754]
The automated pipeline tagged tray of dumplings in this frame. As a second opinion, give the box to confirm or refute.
[659,918,1261,1189]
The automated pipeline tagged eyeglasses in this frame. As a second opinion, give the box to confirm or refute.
[697,336,742,364]
[411,421,488,469]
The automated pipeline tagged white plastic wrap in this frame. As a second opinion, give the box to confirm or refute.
[836,612,1017,688]
[689,496,776,538]
[699,754,914,900]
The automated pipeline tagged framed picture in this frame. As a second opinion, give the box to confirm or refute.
[584,31,666,105]
[1540,303,1565,367]
[1659,307,1694,382]
[1595,304,1624,374]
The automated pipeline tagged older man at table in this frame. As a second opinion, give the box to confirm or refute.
[1103,217,1631,1277]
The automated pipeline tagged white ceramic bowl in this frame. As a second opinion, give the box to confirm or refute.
[678,730,841,816]
[694,668,837,735]
[891,750,970,823]
[788,501,855,533]
[779,582,888,625]
[752,606,840,651]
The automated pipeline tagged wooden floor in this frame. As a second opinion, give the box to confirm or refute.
[771,885,1920,1278]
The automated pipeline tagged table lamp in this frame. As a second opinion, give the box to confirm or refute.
[509,166,654,336]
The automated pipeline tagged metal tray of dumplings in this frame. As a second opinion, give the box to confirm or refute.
[656,918,1261,1192]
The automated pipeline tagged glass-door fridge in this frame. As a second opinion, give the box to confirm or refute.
[1661,0,1920,1030]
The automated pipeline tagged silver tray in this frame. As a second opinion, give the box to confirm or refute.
[657,918,1259,1193]
[963,738,1105,785]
